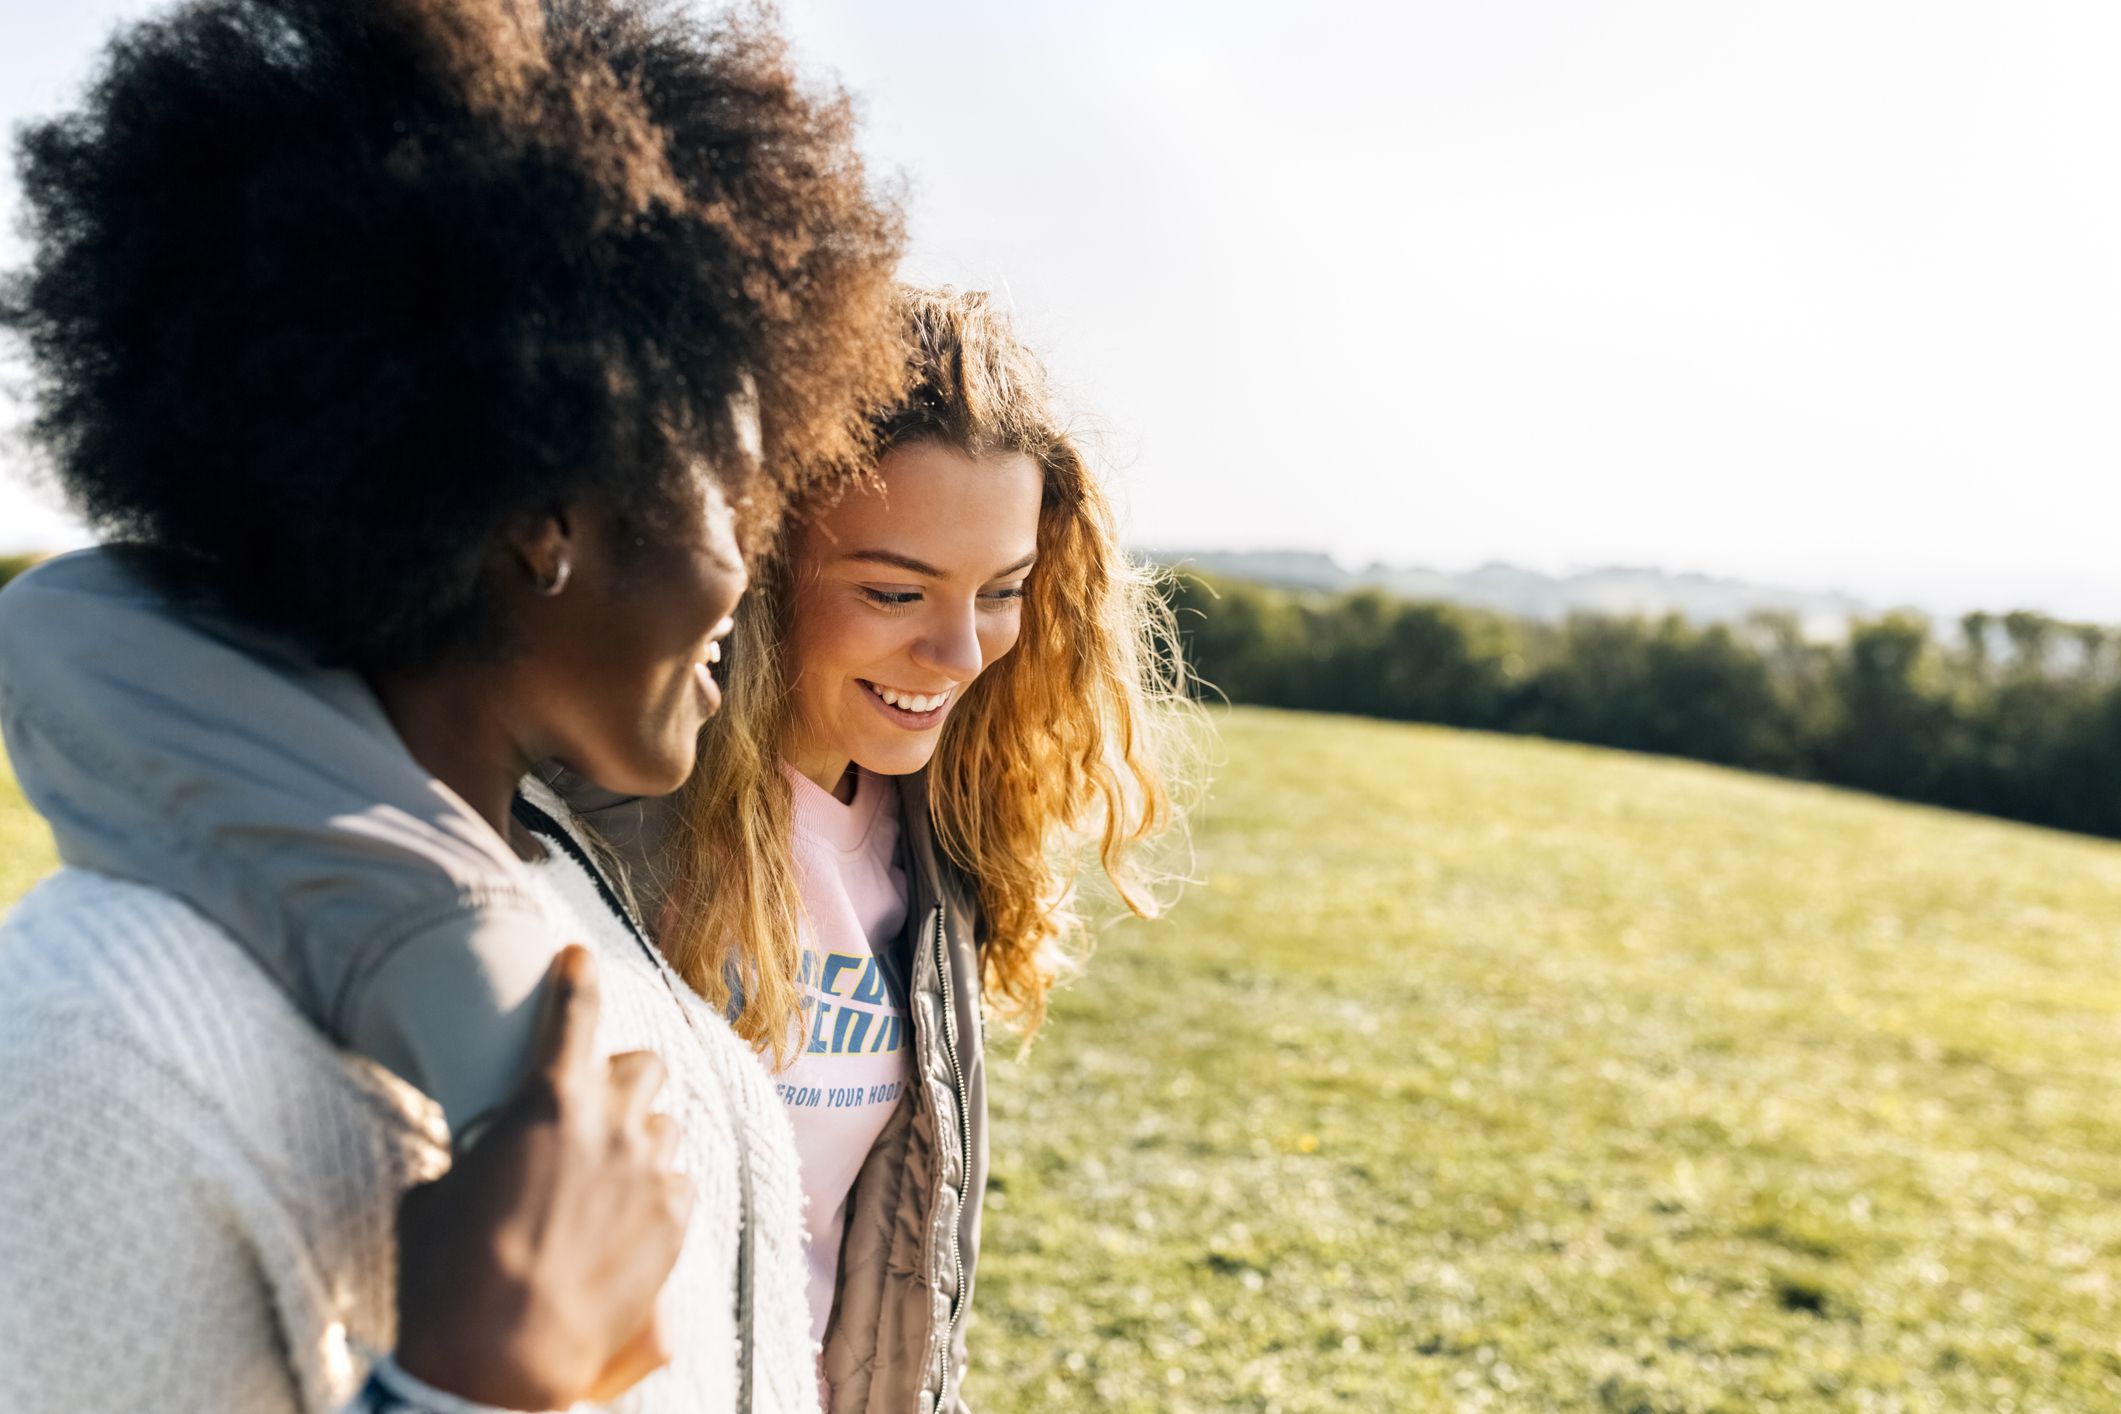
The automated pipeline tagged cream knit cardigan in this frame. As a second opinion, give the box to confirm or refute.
[0,785,814,1414]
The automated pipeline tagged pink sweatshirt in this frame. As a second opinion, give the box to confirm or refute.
[770,766,913,1357]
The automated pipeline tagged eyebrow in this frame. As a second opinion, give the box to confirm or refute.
[843,549,1038,579]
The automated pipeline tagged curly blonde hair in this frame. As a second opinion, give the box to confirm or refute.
[660,286,1199,1058]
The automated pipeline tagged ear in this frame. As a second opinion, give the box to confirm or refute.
[507,506,576,596]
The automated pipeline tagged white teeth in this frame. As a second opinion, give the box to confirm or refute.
[873,684,947,714]
[699,617,734,669]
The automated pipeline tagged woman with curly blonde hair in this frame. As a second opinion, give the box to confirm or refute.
[614,286,1199,1411]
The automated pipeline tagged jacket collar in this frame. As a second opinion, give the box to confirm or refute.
[894,768,980,930]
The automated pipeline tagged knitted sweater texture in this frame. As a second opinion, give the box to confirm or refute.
[0,834,813,1411]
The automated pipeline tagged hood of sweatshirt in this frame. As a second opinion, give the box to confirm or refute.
[0,548,557,1131]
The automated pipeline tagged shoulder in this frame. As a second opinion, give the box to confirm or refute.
[0,868,256,1025]
[0,878,255,1197]
[0,868,444,1148]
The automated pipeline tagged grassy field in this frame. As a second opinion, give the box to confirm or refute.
[5,708,2119,1410]
[0,739,56,908]
[975,709,2120,1412]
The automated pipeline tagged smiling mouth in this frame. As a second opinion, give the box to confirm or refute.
[692,618,735,710]
[859,679,954,725]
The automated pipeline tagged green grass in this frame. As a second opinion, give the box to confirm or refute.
[6,710,2119,1410]
[976,709,2121,1412]
[0,736,58,906]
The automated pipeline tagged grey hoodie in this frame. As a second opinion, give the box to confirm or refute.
[0,549,558,1133]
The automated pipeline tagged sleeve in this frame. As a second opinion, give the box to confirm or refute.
[339,1356,548,1414]
[342,905,559,1140]
[0,1017,306,1414]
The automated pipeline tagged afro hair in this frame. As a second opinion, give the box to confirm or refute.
[3,0,906,668]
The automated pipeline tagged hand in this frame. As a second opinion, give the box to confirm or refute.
[392,945,692,1410]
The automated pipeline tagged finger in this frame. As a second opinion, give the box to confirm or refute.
[641,1111,680,1168]
[659,1170,695,1236]
[601,1173,693,1311]
[581,1311,673,1403]
[527,944,600,1084]
[607,1050,668,1129]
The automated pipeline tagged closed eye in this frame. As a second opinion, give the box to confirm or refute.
[978,583,1028,609]
[858,585,922,608]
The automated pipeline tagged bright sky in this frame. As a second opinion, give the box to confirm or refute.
[6,1,2120,620]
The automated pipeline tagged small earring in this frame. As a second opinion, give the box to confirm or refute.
[536,556,571,597]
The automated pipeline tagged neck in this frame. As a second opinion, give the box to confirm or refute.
[368,663,536,850]
[786,742,856,802]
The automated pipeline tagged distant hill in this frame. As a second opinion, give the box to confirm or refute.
[1143,549,1868,637]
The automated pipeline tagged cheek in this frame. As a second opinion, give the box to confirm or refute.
[977,609,1025,669]
[793,598,895,699]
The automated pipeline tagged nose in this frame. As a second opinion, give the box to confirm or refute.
[913,600,985,682]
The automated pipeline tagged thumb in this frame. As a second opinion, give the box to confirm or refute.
[526,943,601,1084]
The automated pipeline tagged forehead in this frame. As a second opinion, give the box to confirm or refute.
[807,442,1042,569]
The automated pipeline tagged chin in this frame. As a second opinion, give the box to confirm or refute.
[650,745,703,795]
[604,741,697,798]
[633,765,693,797]
[854,738,942,779]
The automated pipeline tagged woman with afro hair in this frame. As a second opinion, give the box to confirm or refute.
[0,0,905,1409]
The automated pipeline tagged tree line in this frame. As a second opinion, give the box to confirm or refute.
[7,551,2115,837]
[1166,573,2121,839]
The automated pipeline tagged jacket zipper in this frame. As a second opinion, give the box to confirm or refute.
[930,903,972,1380]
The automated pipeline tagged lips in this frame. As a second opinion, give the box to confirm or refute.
[692,617,735,714]
[693,660,722,713]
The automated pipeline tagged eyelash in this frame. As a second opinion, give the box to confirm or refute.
[858,588,922,608]
[857,585,1027,612]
